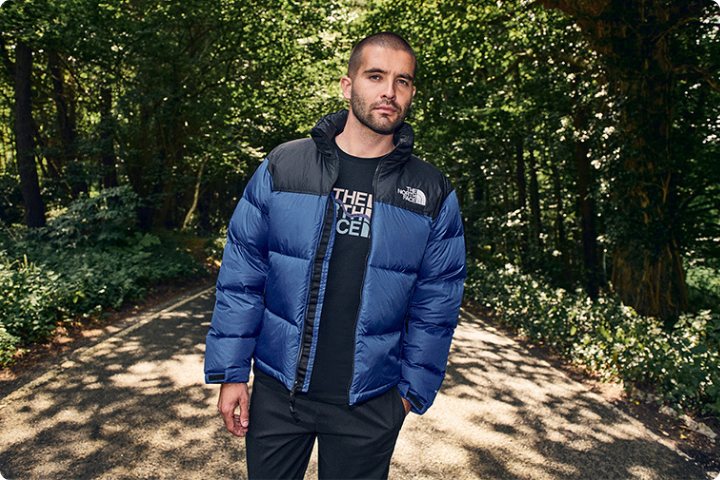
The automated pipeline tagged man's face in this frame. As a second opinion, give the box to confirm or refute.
[343,45,416,135]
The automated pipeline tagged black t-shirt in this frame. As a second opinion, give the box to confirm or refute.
[306,144,383,403]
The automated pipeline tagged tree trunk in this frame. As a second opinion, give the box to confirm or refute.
[551,163,572,286]
[528,149,542,249]
[500,156,511,255]
[515,135,529,261]
[14,41,45,228]
[48,50,86,197]
[574,106,600,300]
[182,154,209,231]
[48,51,76,164]
[537,0,692,316]
[128,103,154,229]
[609,69,688,316]
[99,86,119,189]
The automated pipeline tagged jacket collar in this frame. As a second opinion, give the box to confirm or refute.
[310,109,414,165]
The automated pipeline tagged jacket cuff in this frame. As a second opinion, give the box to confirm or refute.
[204,366,251,384]
[397,381,427,414]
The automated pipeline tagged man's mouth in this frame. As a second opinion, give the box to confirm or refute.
[374,105,398,115]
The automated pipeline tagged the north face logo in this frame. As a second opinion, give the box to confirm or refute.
[398,186,427,206]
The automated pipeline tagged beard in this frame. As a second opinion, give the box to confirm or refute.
[350,93,412,135]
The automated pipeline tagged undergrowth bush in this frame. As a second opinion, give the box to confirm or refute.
[0,253,61,347]
[0,187,203,365]
[465,260,720,420]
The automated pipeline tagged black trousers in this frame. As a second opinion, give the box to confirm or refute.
[245,377,406,480]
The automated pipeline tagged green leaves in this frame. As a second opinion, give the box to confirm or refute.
[0,193,202,365]
[0,252,61,344]
[0,0,344,230]
[465,259,720,420]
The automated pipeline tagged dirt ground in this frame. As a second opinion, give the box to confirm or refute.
[0,282,720,472]
[479,311,720,476]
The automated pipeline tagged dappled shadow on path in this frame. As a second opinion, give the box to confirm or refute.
[389,310,708,480]
[0,289,244,480]
[0,297,710,480]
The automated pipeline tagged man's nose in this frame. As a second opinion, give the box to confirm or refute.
[381,81,396,100]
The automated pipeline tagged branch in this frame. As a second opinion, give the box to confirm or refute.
[182,153,210,231]
[674,64,720,93]
[653,15,701,46]
[485,55,524,83]
[702,76,720,94]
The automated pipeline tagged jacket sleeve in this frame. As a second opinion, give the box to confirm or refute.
[398,189,466,414]
[204,161,271,384]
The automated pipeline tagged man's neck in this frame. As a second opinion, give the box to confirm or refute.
[335,114,396,158]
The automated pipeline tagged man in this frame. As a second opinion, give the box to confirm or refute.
[204,32,466,480]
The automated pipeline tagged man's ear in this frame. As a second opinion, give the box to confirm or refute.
[341,76,352,100]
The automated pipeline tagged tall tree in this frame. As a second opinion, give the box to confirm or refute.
[536,0,716,316]
[573,104,600,299]
[361,0,593,277]
[47,49,86,196]
[98,85,118,190]
[14,41,45,228]
[527,149,542,251]
[0,0,343,230]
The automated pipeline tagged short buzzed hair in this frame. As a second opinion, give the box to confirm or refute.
[347,32,417,80]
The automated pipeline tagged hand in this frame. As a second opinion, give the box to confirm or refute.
[401,396,412,416]
[217,382,250,437]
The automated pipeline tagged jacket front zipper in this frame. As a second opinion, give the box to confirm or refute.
[346,156,388,401]
[293,194,336,395]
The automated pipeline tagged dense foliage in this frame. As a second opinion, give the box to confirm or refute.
[466,260,720,419]
[0,0,343,363]
[0,0,344,231]
[363,0,720,316]
[0,0,718,417]
[0,188,201,364]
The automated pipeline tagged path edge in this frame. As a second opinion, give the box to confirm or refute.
[0,285,215,405]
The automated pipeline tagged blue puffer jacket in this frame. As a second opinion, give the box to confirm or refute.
[204,110,466,414]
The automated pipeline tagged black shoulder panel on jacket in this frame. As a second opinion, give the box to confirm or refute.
[266,138,338,196]
[375,155,454,220]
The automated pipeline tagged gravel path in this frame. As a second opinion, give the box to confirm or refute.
[0,287,714,480]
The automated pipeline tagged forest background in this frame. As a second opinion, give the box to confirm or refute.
[0,0,719,423]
